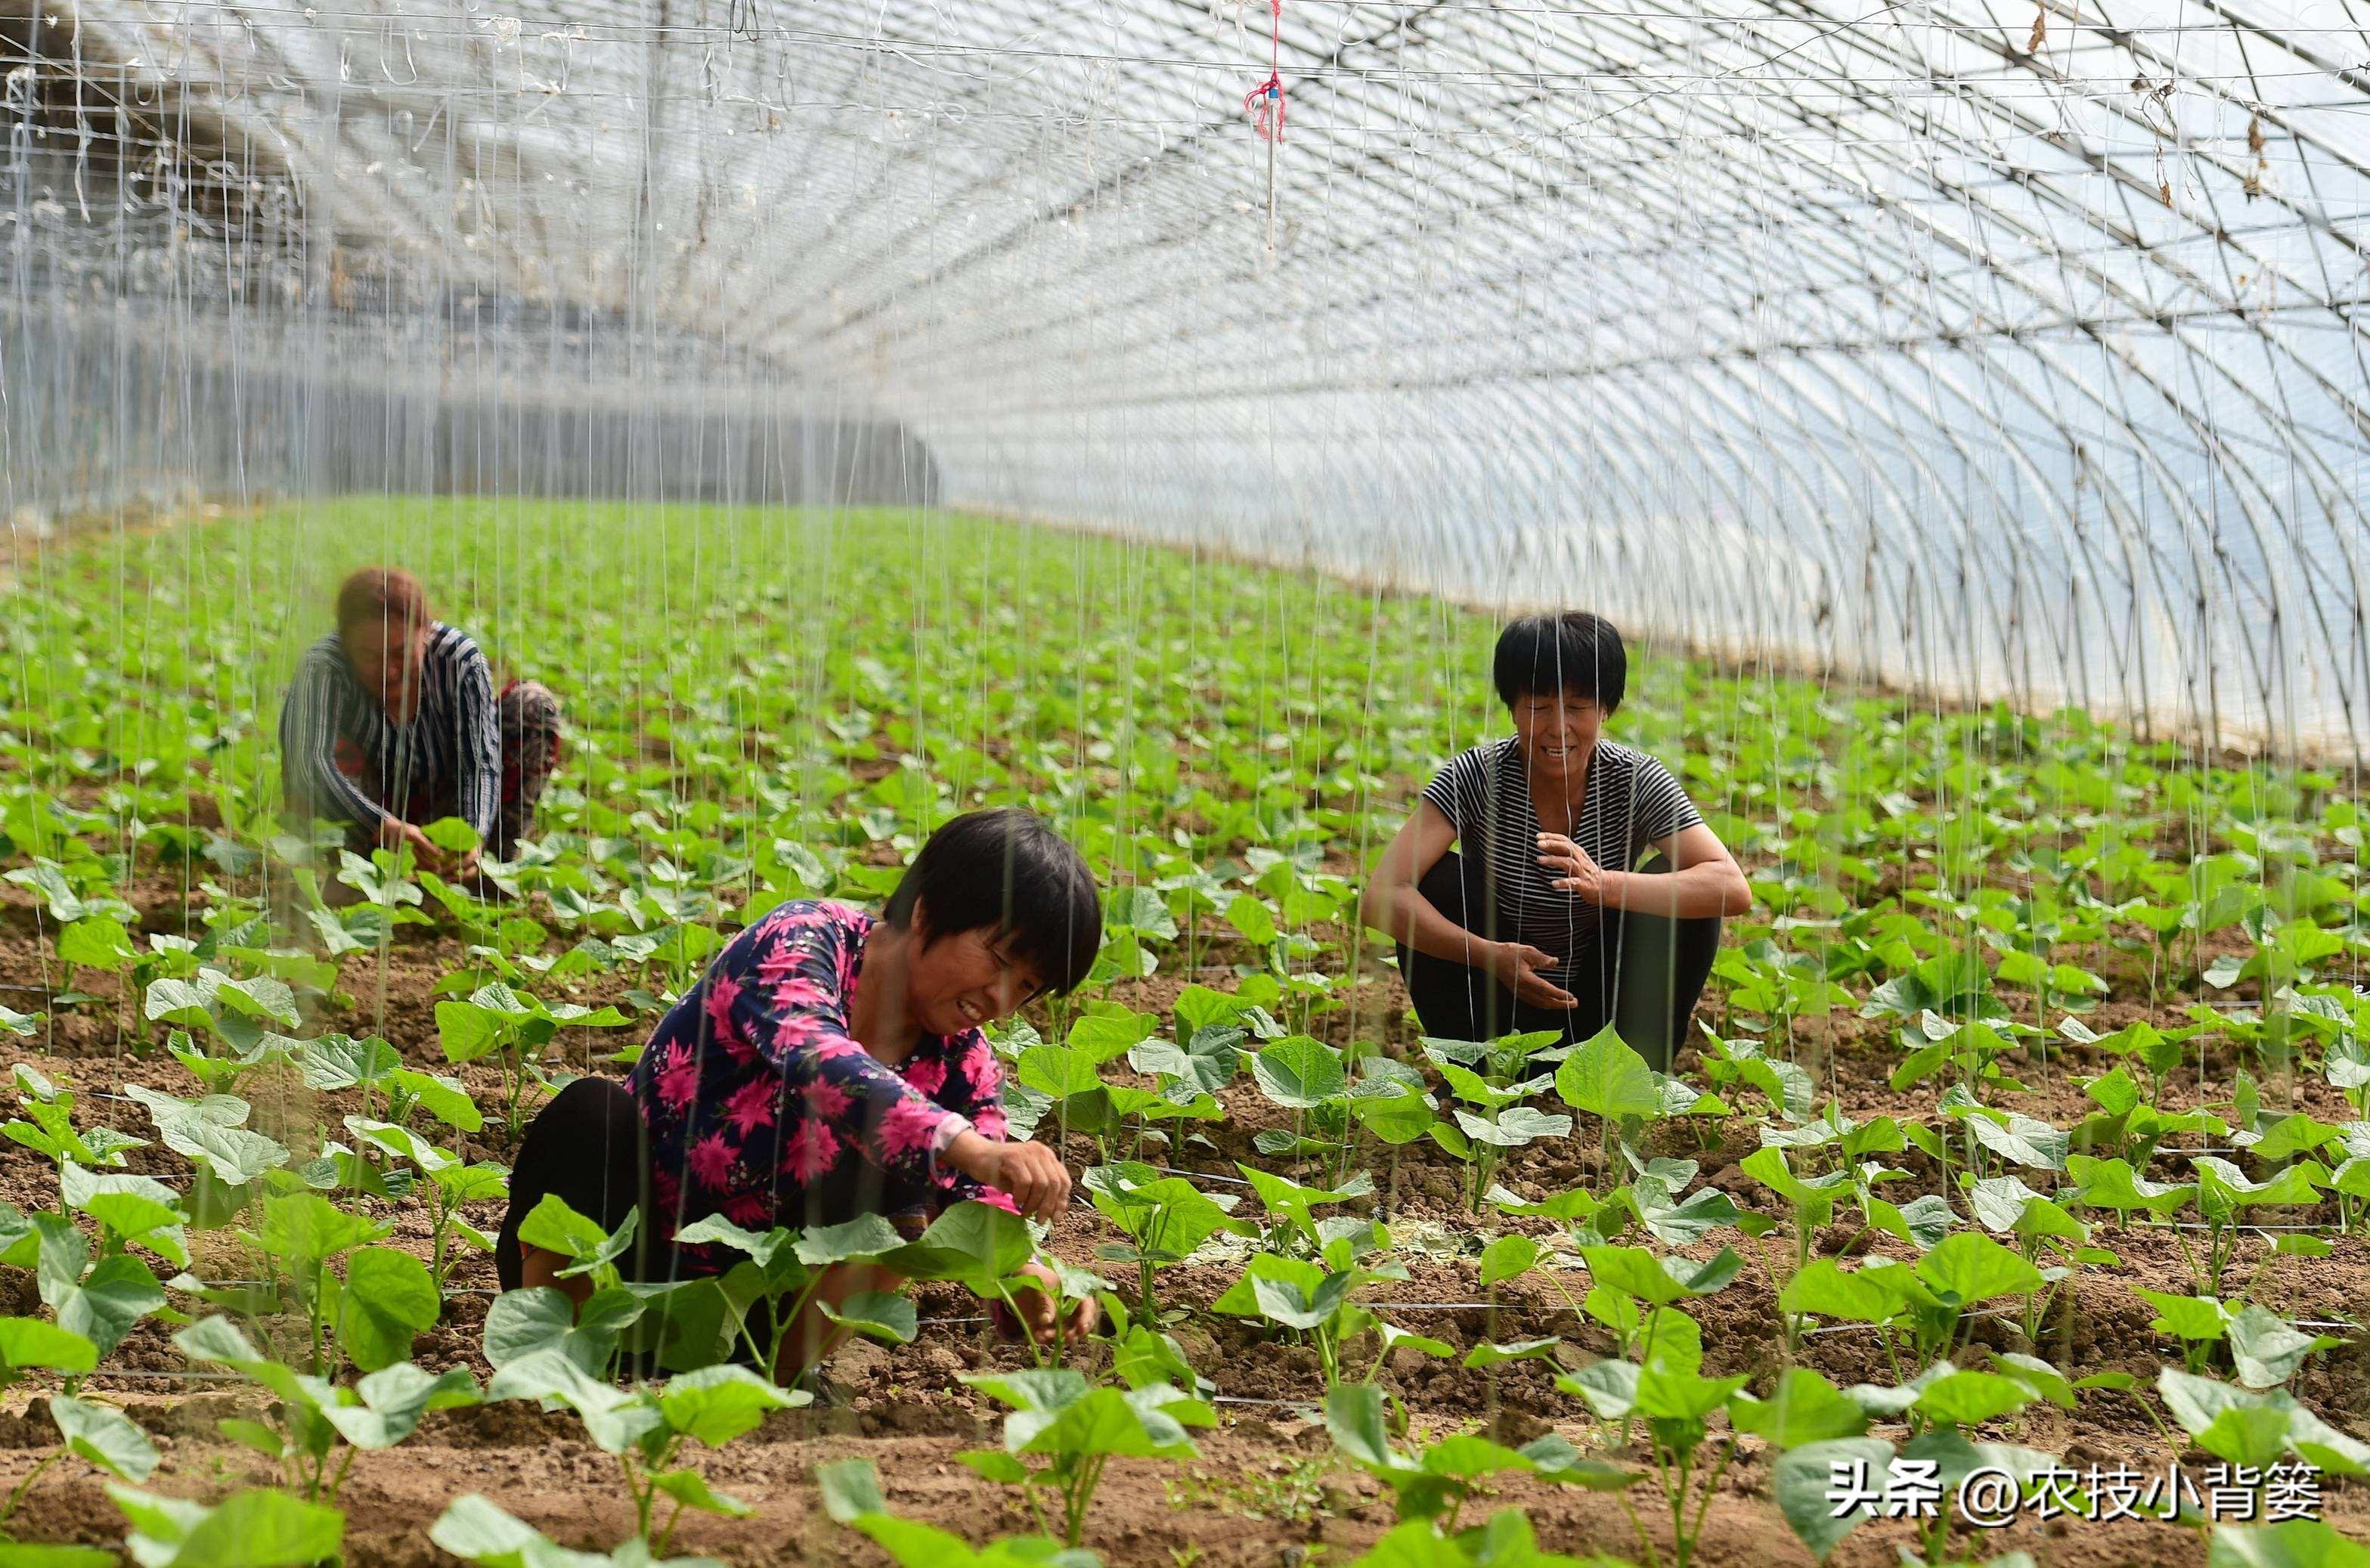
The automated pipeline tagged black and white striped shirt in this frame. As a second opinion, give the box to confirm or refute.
[1420,737,1703,956]
[278,622,500,838]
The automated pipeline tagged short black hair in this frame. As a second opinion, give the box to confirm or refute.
[883,807,1102,995]
[1492,612,1627,713]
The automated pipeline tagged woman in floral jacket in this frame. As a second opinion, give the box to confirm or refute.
[495,807,1101,1379]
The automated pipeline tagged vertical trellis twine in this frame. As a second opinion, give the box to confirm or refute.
[1243,0,1285,251]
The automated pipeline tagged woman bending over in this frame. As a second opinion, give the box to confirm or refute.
[1362,612,1752,1070]
[280,566,562,876]
[495,807,1101,1379]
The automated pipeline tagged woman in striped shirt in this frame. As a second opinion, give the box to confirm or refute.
[1361,612,1752,1069]
[279,567,562,879]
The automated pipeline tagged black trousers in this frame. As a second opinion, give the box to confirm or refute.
[494,1076,931,1289]
[497,1077,790,1372]
[496,1076,652,1291]
[1396,851,1721,1071]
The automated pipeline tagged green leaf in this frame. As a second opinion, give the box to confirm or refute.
[1461,1337,1562,1370]
[253,1192,387,1264]
[435,1002,510,1065]
[57,1256,166,1362]
[1016,1046,1102,1101]
[882,1201,1034,1293]
[1863,1191,1955,1252]
[2227,1305,2341,1390]
[1067,1007,1158,1064]
[318,1364,482,1449]
[1638,1187,1743,1247]
[1579,1244,1739,1307]
[2138,1288,2233,1343]
[0,1317,98,1379]
[336,1247,441,1372]
[956,1449,1033,1486]
[2160,1368,2263,1438]
[1415,1433,1535,1480]
[649,1467,753,1520]
[427,1495,548,1568]
[815,1457,888,1523]
[1250,1037,1346,1108]
[58,916,137,972]
[1727,1369,1867,1450]
[0,1545,119,1568]
[2238,1114,2344,1163]
[110,1485,346,1568]
[1348,1089,1435,1145]
[2197,1405,2296,1469]
[1913,1232,2045,1304]
[1777,1260,1902,1325]
[142,979,214,1031]
[342,1119,455,1173]
[2207,1520,2370,1568]
[485,1350,664,1455]
[516,1193,625,1269]
[1634,1365,1749,1422]
[1452,1105,1571,1147]
[421,817,483,854]
[2065,1155,2195,1217]
[1911,1370,2034,1427]
[2194,1155,2326,1209]
[1088,1170,1245,1261]
[1773,1437,1893,1560]
[659,1363,804,1446]
[1479,1235,1540,1288]
[172,1317,271,1376]
[386,1069,484,1133]
[1990,1351,2076,1409]
[819,1291,918,1346]
[482,1287,630,1374]
[1555,1359,1641,1421]
[1324,1383,1397,1470]
[792,1212,905,1267]
[50,1394,161,1482]
[1250,1271,1351,1331]
[1963,1111,2069,1172]
[1554,1025,1661,1122]
[1224,894,1278,946]
[211,975,301,1030]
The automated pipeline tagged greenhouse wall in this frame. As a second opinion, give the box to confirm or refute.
[2,302,940,523]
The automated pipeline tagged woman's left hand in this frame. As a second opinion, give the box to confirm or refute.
[1537,832,1606,903]
[993,1259,1102,1347]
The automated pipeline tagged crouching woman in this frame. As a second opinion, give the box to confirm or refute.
[494,807,1101,1379]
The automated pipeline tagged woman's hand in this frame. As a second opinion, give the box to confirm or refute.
[1486,940,1575,1009]
[377,816,448,873]
[992,1258,1102,1346]
[1536,832,1606,903]
[966,1136,1072,1221]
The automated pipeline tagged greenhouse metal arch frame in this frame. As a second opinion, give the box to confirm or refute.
[4,0,2366,756]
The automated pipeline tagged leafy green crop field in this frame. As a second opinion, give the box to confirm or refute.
[0,497,2365,1568]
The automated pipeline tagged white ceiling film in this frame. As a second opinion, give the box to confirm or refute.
[4,0,2366,754]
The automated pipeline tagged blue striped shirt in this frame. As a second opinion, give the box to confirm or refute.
[278,621,500,838]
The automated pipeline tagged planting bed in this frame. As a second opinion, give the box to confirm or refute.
[0,499,2365,1567]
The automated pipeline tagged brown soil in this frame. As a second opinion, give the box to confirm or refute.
[5,844,2368,1562]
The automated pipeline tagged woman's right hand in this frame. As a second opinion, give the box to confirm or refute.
[376,816,447,872]
[1488,940,1576,1009]
[971,1137,1071,1221]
